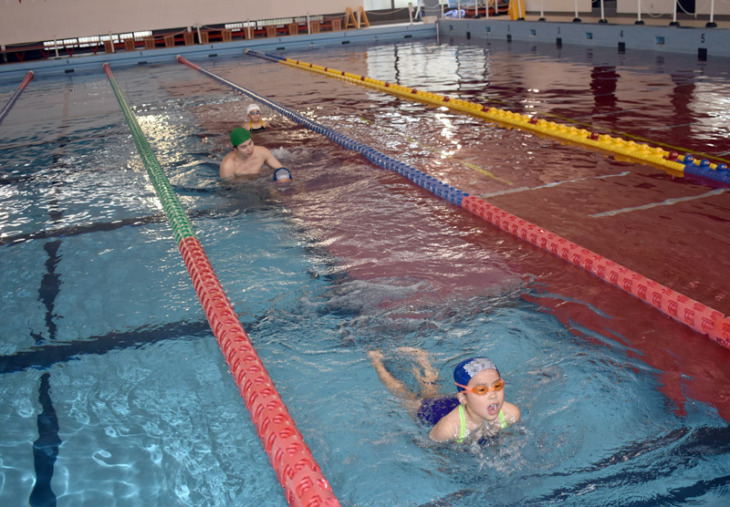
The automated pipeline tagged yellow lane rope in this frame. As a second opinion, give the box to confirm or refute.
[277,57,725,177]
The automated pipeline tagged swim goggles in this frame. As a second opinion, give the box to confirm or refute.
[455,379,505,395]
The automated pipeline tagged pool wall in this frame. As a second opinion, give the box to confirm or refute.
[0,23,435,82]
[439,18,730,58]
[2,18,730,83]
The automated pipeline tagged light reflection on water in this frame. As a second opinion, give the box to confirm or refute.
[1,41,729,506]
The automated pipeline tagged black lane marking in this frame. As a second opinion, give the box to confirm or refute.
[29,373,61,507]
[1,319,212,374]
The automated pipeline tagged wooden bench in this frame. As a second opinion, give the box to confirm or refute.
[321,18,342,31]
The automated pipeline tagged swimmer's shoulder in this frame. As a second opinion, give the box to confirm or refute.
[219,151,237,178]
[428,405,461,442]
[503,401,521,425]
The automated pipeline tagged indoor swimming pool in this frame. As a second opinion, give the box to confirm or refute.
[2,38,730,506]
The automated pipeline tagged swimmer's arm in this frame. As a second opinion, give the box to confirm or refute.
[367,350,416,401]
[428,410,460,442]
[219,155,234,179]
[262,147,283,170]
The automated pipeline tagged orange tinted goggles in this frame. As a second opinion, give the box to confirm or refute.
[455,379,505,395]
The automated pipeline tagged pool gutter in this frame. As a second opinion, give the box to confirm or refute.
[439,18,730,59]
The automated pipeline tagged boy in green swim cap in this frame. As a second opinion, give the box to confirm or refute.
[220,126,287,179]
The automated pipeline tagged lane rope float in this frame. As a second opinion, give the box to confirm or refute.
[103,62,340,507]
[246,50,730,187]
[177,56,730,350]
[0,71,34,126]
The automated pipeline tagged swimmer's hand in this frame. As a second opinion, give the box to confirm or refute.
[367,350,384,362]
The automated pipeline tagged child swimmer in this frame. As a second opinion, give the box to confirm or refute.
[368,348,520,443]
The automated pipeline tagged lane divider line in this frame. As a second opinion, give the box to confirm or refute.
[590,188,728,218]
[103,62,339,507]
[480,171,630,199]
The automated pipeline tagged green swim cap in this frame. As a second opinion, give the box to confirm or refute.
[230,127,251,147]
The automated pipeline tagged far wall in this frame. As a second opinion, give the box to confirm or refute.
[0,0,362,47]
[523,0,730,16]
[524,0,592,12]
[617,0,730,16]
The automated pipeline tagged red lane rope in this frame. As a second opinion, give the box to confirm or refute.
[176,56,730,351]
[104,60,339,505]
[462,196,730,349]
[19,70,34,90]
[179,237,340,507]
[0,70,34,125]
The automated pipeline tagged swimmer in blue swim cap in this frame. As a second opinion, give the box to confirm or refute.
[368,348,520,443]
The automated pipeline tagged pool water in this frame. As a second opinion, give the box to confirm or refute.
[2,40,730,506]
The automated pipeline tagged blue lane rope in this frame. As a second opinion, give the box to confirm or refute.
[177,55,468,206]
[250,50,730,188]
[176,55,730,350]
[682,155,730,185]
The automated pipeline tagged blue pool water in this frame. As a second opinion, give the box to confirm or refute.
[2,40,730,506]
